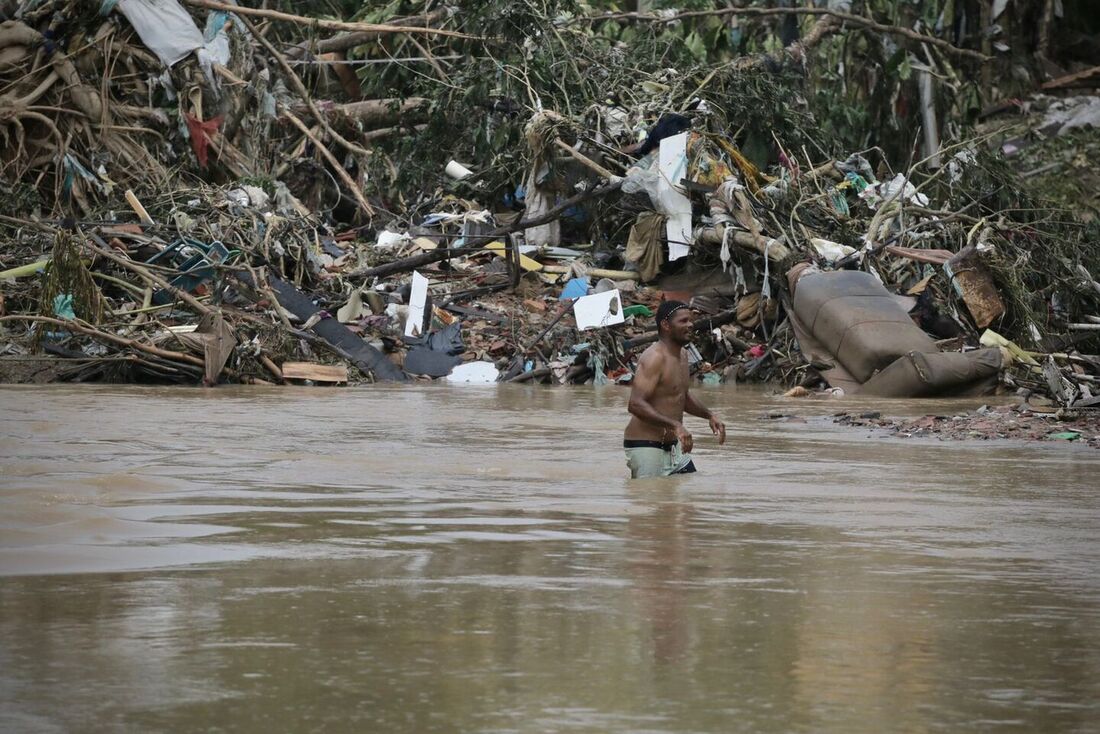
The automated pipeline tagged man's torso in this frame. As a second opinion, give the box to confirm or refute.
[624,344,689,441]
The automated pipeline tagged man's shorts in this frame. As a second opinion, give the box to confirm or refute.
[624,439,697,479]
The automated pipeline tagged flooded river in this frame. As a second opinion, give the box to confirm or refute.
[1,384,1098,732]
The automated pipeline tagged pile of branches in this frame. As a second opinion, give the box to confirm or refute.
[0,0,1097,403]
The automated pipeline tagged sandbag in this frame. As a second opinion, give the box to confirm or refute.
[861,348,1003,397]
[793,270,936,383]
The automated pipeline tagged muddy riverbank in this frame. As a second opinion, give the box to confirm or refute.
[833,403,1100,449]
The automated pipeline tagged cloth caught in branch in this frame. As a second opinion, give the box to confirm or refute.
[625,211,666,282]
[115,0,204,67]
[184,114,224,168]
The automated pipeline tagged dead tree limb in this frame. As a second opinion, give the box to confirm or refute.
[183,1,475,40]
[286,8,452,59]
[232,11,372,161]
[0,316,205,367]
[573,6,989,62]
[312,97,430,128]
[282,109,374,218]
[348,180,623,280]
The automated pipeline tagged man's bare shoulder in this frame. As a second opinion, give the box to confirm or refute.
[638,343,674,367]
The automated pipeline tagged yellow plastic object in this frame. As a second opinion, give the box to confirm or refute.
[714,137,775,193]
[484,241,543,271]
[980,329,1040,367]
[0,259,50,279]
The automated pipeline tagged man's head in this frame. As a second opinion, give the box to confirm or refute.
[656,300,694,345]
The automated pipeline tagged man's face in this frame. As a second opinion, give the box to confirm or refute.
[662,309,694,344]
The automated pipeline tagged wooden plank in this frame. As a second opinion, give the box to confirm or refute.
[484,240,543,271]
[541,264,639,280]
[281,362,349,383]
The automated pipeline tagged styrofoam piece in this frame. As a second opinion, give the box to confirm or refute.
[443,361,499,383]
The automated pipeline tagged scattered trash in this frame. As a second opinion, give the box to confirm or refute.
[560,278,590,301]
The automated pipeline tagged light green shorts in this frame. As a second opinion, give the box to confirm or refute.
[624,441,696,479]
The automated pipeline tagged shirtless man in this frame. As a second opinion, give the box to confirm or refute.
[624,301,726,478]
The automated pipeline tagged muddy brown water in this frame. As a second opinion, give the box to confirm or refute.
[1,384,1098,733]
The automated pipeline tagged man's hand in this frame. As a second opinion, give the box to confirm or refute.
[673,423,694,454]
[709,414,726,445]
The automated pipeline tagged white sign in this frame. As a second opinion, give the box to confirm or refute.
[573,289,626,331]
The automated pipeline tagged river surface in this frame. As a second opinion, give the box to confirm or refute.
[1,384,1098,733]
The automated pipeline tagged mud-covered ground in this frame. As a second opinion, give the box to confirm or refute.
[831,404,1100,450]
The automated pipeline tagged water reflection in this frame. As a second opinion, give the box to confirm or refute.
[628,483,694,665]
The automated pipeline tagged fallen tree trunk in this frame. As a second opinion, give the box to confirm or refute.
[312,97,430,128]
[694,225,792,263]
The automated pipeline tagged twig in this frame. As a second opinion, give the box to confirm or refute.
[285,8,452,59]
[553,139,619,180]
[405,35,450,84]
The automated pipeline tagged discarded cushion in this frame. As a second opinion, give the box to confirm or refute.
[860,348,1003,397]
[793,270,936,383]
[624,211,665,282]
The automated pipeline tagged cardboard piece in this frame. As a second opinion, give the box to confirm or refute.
[945,246,1005,329]
[484,241,543,271]
[337,290,366,323]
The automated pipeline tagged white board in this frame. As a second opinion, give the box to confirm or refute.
[404,271,429,337]
[573,289,626,331]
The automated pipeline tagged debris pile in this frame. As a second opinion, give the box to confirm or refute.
[0,0,1098,413]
